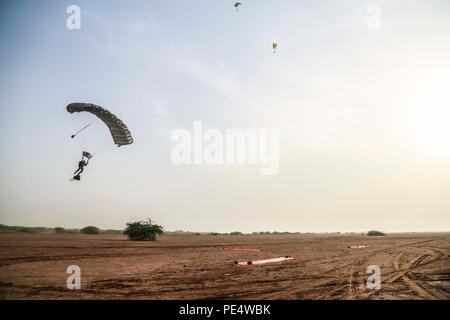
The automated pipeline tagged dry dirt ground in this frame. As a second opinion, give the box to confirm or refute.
[0,233,449,300]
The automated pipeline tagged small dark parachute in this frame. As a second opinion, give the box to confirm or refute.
[234,2,242,11]
[67,103,134,147]
[272,42,278,53]
[82,151,93,160]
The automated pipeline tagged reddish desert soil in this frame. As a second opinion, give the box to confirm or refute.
[0,233,449,300]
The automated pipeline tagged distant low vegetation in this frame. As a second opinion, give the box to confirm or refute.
[205,231,302,236]
[0,223,389,237]
[104,229,123,234]
[80,226,100,234]
[0,224,120,235]
[54,227,77,234]
[367,230,386,236]
[254,231,297,235]
[123,219,164,241]
[54,227,65,233]
[0,224,54,234]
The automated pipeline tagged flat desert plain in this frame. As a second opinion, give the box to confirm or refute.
[0,233,448,299]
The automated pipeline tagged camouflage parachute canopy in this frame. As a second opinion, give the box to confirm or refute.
[67,103,134,147]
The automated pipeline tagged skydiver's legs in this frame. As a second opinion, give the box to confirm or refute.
[74,167,84,175]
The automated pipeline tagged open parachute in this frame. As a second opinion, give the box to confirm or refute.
[272,42,278,53]
[67,103,134,147]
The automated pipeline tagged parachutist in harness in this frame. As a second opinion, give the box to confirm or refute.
[71,151,92,181]
[74,159,88,175]
[66,103,134,182]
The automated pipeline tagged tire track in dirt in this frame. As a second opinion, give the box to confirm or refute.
[0,253,145,266]
[367,246,449,299]
[394,250,448,300]
[274,239,441,300]
[347,257,368,299]
[234,239,448,299]
[392,252,436,299]
[315,243,429,299]
[1,235,447,299]
[346,239,442,299]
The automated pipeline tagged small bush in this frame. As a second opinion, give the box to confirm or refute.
[54,227,65,234]
[230,231,243,235]
[0,224,13,233]
[80,226,100,235]
[18,227,35,233]
[124,219,164,241]
[367,230,386,236]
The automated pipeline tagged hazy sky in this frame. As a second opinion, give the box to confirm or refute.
[1,0,449,232]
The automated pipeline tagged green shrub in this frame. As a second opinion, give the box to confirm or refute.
[230,231,243,235]
[54,227,65,234]
[80,226,100,235]
[18,227,35,233]
[367,230,386,236]
[123,219,164,241]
